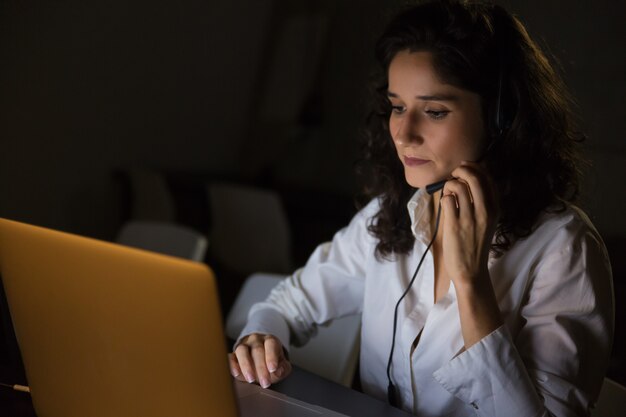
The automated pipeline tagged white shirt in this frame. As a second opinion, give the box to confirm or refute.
[238,189,613,417]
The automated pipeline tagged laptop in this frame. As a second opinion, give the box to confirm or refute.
[0,217,348,417]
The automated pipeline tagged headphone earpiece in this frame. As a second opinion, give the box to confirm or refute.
[478,66,512,163]
[490,65,512,139]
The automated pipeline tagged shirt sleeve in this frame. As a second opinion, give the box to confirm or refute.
[432,215,614,417]
[235,198,379,351]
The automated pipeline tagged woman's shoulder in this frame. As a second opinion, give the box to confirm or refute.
[535,203,600,237]
[502,203,612,312]
[354,197,382,222]
[525,202,608,257]
[342,197,380,233]
[335,197,382,248]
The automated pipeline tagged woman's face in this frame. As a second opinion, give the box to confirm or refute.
[388,50,486,189]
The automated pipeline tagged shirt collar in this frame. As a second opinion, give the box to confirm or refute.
[406,188,435,244]
[407,189,499,269]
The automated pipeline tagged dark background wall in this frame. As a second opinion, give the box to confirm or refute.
[1,0,624,239]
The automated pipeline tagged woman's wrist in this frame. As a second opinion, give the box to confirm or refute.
[454,273,503,348]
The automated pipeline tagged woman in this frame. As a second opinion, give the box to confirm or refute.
[229,1,614,416]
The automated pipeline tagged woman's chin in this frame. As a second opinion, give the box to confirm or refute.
[404,174,439,190]
[404,177,427,190]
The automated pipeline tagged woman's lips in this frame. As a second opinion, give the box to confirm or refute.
[404,156,430,166]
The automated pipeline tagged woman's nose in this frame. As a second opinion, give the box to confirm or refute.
[392,113,423,145]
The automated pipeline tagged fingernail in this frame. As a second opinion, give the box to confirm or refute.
[260,378,270,389]
[268,361,277,372]
[231,368,240,377]
[245,373,255,383]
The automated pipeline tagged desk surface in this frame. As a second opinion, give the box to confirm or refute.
[0,366,412,417]
[272,366,412,417]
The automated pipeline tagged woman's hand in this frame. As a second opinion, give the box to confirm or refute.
[440,161,503,348]
[440,161,498,288]
[228,333,292,388]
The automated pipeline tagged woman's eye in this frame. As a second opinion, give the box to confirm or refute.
[425,110,449,120]
[391,105,405,114]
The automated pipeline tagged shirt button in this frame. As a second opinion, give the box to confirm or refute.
[471,402,479,409]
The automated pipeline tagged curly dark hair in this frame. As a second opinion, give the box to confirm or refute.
[357,0,586,260]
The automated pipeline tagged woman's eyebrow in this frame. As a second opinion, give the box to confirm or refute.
[416,94,459,101]
[386,91,459,101]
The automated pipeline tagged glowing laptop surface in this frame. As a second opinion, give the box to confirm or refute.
[0,218,347,417]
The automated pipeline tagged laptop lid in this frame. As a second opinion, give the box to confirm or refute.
[0,218,238,417]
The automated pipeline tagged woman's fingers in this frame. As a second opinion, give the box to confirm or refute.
[264,336,281,373]
[442,180,473,219]
[231,333,290,388]
[440,191,459,220]
[234,339,258,383]
[439,161,498,286]
[265,336,292,382]
[250,338,272,388]
[228,352,243,380]
[453,161,497,216]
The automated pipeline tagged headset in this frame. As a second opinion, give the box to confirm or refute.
[386,191,443,407]
[386,63,510,408]
[425,63,510,195]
